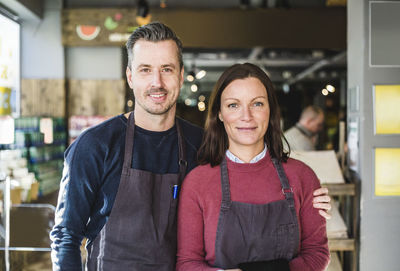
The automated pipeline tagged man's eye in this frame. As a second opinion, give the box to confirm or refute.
[162,68,173,72]
[140,68,151,73]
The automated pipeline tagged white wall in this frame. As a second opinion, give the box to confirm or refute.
[21,0,64,78]
[66,47,123,80]
[20,0,123,80]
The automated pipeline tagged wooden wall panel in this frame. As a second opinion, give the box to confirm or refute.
[68,79,125,116]
[21,79,65,117]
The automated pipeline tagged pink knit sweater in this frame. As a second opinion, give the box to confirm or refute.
[176,154,330,271]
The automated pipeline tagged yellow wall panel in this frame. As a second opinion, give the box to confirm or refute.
[375,148,400,196]
[375,85,400,134]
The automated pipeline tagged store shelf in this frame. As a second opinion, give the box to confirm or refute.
[323,177,359,271]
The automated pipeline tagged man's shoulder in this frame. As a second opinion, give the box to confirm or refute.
[79,114,126,140]
[69,114,126,152]
[284,125,298,135]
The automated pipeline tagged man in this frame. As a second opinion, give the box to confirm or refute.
[50,22,331,270]
[284,105,325,151]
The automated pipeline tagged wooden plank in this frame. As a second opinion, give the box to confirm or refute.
[21,79,65,117]
[68,79,125,116]
[327,201,348,239]
[322,183,356,196]
[328,239,355,251]
[325,252,343,271]
[62,8,346,49]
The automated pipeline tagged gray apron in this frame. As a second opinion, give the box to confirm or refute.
[86,113,187,271]
[213,157,300,269]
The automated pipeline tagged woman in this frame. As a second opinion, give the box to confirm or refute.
[176,63,330,271]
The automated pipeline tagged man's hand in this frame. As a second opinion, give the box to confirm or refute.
[313,187,332,219]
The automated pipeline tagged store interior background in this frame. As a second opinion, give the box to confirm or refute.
[1,0,399,270]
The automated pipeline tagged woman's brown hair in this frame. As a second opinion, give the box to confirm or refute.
[197,63,290,167]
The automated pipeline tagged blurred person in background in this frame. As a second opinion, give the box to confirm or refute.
[284,105,325,151]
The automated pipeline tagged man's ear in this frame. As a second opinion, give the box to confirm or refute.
[179,66,184,88]
[126,66,133,89]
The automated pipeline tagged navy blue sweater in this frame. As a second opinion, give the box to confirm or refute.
[50,114,203,270]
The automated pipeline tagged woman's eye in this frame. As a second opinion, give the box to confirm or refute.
[254,102,264,107]
[227,103,238,108]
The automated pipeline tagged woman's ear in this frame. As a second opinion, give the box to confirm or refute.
[218,112,223,122]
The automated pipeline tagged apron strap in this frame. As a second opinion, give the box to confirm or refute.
[219,158,231,210]
[271,158,295,208]
[123,112,135,170]
[271,157,299,256]
[176,118,187,183]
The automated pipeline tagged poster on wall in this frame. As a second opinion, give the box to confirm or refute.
[0,12,20,116]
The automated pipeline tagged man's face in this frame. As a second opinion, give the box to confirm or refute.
[126,39,184,117]
[309,113,324,134]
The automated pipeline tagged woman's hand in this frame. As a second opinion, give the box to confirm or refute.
[312,187,332,219]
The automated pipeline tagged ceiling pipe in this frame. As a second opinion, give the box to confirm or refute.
[286,51,347,85]
[248,46,263,61]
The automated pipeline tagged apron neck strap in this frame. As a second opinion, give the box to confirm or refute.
[176,119,187,183]
[271,157,295,208]
[219,158,231,210]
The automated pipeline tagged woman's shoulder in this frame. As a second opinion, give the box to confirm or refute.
[285,157,315,173]
[183,163,220,187]
[284,157,321,189]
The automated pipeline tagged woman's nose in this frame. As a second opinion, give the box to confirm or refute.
[241,105,252,121]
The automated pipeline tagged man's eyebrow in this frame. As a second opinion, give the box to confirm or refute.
[161,63,176,68]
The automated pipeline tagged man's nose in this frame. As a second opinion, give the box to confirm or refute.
[151,71,162,88]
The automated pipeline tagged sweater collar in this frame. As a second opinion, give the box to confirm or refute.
[226,143,267,164]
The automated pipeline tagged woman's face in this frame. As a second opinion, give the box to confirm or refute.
[218,77,270,154]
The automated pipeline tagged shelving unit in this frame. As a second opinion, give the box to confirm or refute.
[289,151,359,271]
[323,178,359,271]
[3,117,67,197]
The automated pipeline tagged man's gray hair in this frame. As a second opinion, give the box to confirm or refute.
[300,105,324,121]
[126,22,183,70]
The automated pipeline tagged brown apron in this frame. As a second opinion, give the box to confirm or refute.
[213,157,299,269]
[86,113,187,271]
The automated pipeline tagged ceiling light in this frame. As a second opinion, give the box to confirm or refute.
[195,70,206,80]
[184,98,192,106]
[191,84,198,92]
[326,84,335,93]
[282,71,292,79]
[282,83,290,94]
[322,89,329,96]
[198,101,206,111]
[198,95,206,102]
[186,71,195,82]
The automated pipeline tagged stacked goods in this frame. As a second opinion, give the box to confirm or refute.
[0,149,39,203]
[1,117,67,197]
